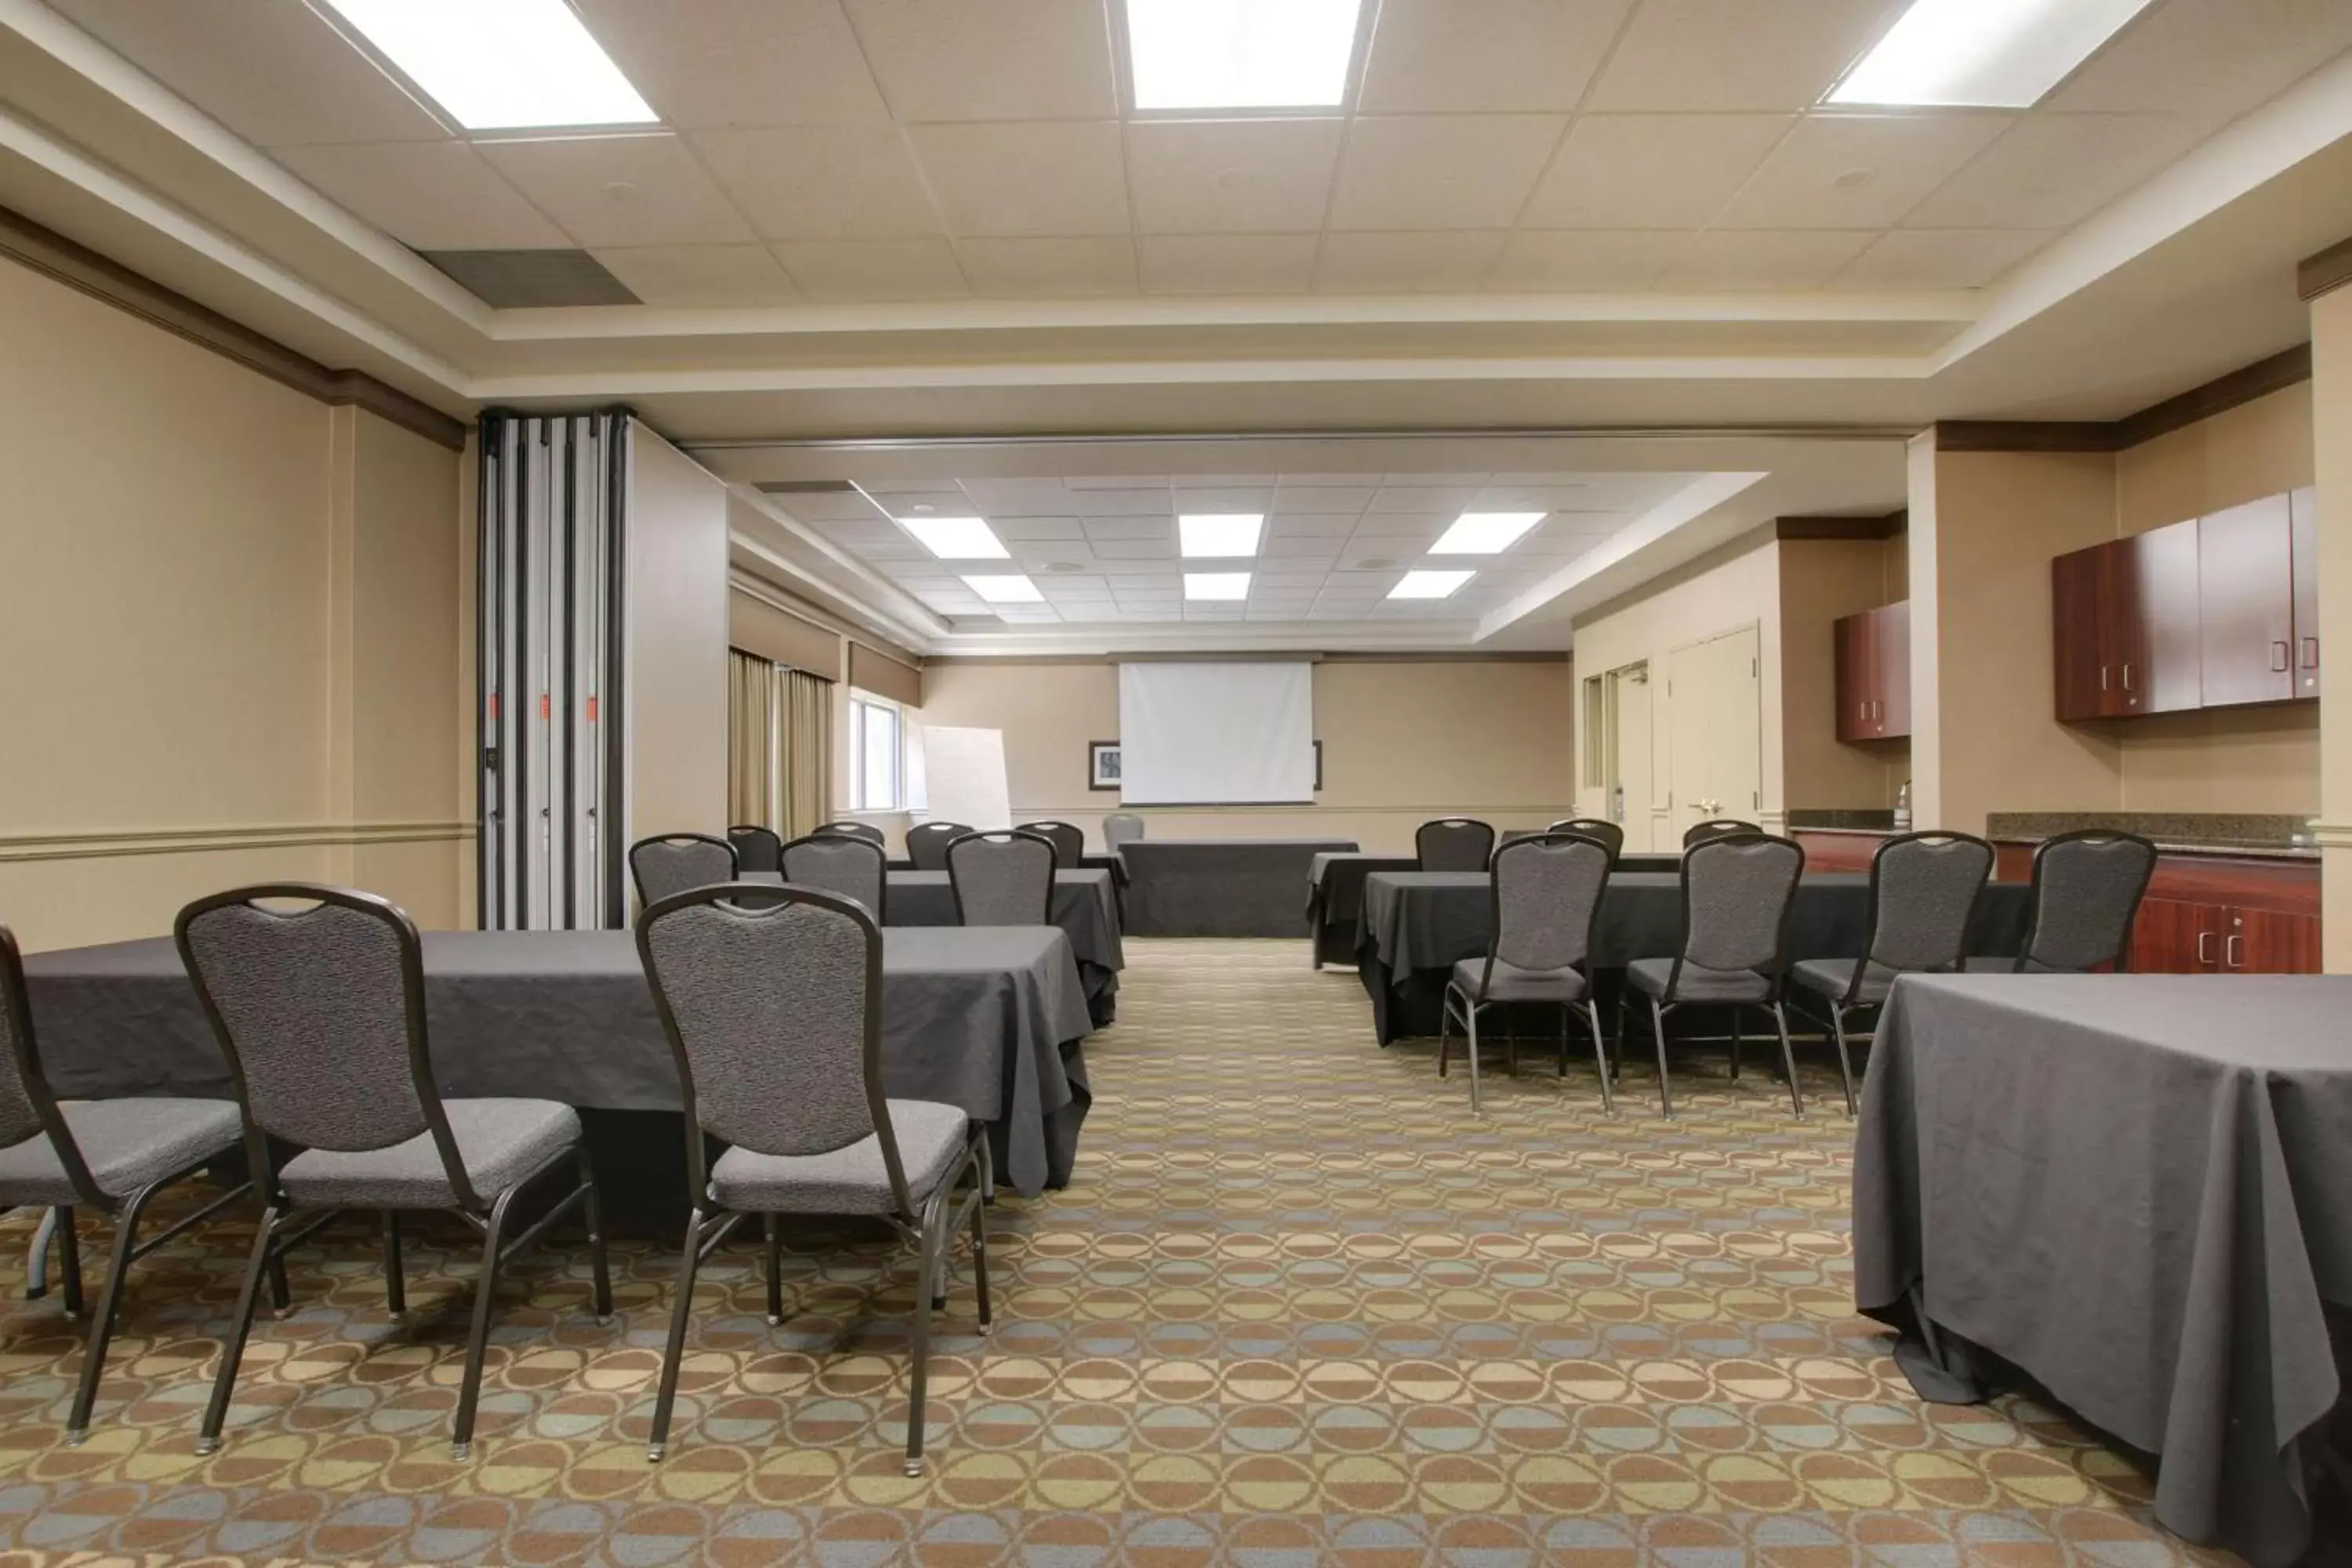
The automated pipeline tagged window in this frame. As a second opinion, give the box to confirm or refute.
[851,693,902,811]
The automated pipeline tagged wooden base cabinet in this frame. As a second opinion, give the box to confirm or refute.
[2125,857,2321,974]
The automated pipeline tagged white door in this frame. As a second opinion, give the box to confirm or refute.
[1607,662,1653,851]
[1667,626,1762,836]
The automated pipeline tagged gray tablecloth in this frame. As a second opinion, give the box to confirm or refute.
[1855,975,2352,1567]
[1306,853,1417,966]
[1121,837,1359,937]
[21,927,1095,1198]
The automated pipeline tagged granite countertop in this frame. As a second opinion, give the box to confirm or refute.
[1784,811,2319,861]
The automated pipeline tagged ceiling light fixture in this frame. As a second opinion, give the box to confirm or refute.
[1178,514,1265,557]
[1429,512,1544,556]
[899,515,1009,560]
[963,575,1044,604]
[1125,0,1364,111]
[1185,572,1253,601]
[318,0,658,130]
[1828,0,2157,108]
[1388,570,1475,601]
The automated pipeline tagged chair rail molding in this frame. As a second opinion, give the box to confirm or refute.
[0,821,477,863]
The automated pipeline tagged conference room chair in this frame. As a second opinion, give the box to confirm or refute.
[0,926,258,1445]
[1103,813,1146,849]
[635,883,989,1478]
[176,885,610,1461]
[1788,831,1993,1115]
[947,830,1056,925]
[1023,819,1086,867]
[816,821,886,845]
[1548,818,1625,863]
[1417,817,1497,873]
[779,832,887,919]
[1973,828,2158,974]
[727,825,782,875]
[905,821,971,871]
[1619,833,1806,1119]
[1683,818,1761,848]
[630,833,738,907]
[1436,833,1615,1116]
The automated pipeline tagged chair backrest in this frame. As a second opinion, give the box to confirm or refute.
[1684,818,1762,848]
[176,884,477,1203]
[1103,813,1146,848]
[906,821,971,871]
[1485,833,1612,979]
[1025,820,1086,866]
[1417,817,1497,873]
[947,830,1056,925]
[1865,831,1994,975]
[816,821,885,845]
[780,833,887,918]
[0,926,102,1206]
[2020,829,2158,972]
[630,833,739,907]
[1675,834,1804,982]
[637,884,915,1218]
[728,824,782,875]
[1548,818,1625,862]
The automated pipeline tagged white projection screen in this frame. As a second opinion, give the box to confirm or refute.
[1118,662,1316,804]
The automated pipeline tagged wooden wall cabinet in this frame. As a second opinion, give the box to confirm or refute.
[1833,600,1910,741]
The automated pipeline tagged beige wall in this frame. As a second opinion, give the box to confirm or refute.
[915,658,1575,852]
[1778,535,1908,813]
[0,253,470,950]
[626,425,731,842]
[2313,286,2351,971]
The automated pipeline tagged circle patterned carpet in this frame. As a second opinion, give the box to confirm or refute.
[0,938,2230,1565]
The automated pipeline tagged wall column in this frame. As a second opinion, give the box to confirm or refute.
[2312,278,2352,971]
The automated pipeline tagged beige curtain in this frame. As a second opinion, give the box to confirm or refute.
[779,667,833,837]
[728,649,779,829]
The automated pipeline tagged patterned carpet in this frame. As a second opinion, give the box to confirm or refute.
[0,938,2230,1565]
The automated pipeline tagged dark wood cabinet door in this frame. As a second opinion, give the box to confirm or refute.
[2128,897,2226,973]
[1833,611,1868,742]
[2227,907,2323,975]
[2196,495,2293,707]
[1874,600,1911,738]
[2291,486,2320,699]
[2051,546,2107,721]
[2125,521,2202,714]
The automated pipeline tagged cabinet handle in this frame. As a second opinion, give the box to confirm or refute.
[2271,641,2290,673]
[2197,931,2214,965]
[2121,662,2134,692]
[2100,665,2110,691]
[2225,934,2243,969]
[2302,637,2320,670]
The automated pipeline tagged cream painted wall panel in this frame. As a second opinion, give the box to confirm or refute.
[0,844,332,955]
[1779,537,1905,812]
[2117,383,2314,533]
[2310,286,2351,971]
[626,426,731,841]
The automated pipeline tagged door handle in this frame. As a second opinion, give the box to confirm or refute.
[2121,662,2134,691]
[2271,641,2290,673]
[2302,637,2320,670]
[2225,934,2243,969]
[2197,930,2214,965]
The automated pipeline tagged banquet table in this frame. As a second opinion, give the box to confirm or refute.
[1120,837,1359,937]
[1853,974,2352,1568]
[21,927,1094,1204]
[1310,850,1682,968]
[1353,869,2032,1041]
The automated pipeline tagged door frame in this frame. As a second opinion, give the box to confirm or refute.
[1664,620,1764,831]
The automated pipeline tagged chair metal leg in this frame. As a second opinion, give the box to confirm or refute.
[196,1204,283,1455]
[65,1186,160,1443]
[1436,989,1454,1078]
[1730,1014,1743,1080]
[1610,990,1628,1082]
[1557,1006,1570,1076]
[579,1148,613,1323]
[905,1188,947,1478]
[1584,1002,1615,1117]
[1830,1001,1859,1116]
[1771,1003,1805,1120]
[451,1191,519,1461]
[265,1241,291,1317]
[968,1142,993,1334]
[379,1212,405,1321]
[647,1208,710,1463]
[1465,1000,1483,1116]
[1502,1011,1518,1077]
[1650,998,1675,1118]
[54,1207,83,1319]
[764,1214,785,1327]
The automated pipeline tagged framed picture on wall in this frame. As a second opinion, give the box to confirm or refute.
[1089,741,1121,790]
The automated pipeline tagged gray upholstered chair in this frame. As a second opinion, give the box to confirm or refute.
[817,821,886,845]
[1436,834,1615,1116]
[1024,820,1086,867]
[630,833,738,906]
[1416,818,1497,873]
[1789,832,1993,1114]
[1972,829,2157,975]
[946,831,1056,926]
[1103,813,1146,850]
[176,885,611,1461]
[728,825,782,876]
[905,821,971,871]
[1683,818,1761,848]
[1548,818,1625,863]
[780,833,887,919]
[636,883,988,1478]
[1619,834,1806,1118]
[0,926,256,1446]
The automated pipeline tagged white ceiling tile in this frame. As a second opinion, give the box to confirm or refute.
[1329,116,1567,230]
[907,122,1131,237]
[1264,540,1345,562]
[1271,506,1369,529]
[1371,484,1482,510]
[1902,114,2217,230]
[273,142,565,249]
[1713,113,2013,230]
[1658,230,1874,289]
[1079,491,1178,517]
[2046,0,2352,121]
[989,517,1087,541]
[1124,120,1345,234]
[1520,114,1794,228]
[693,126,942,239]
[782,491,887,521]
[1834,228,2056,290]
[1279,472,1384,486]
[840,0,1115,119]
[571,0,890,127]
[957,238,1139,296]
[477,135,754,247]
[1171,485,1276,510]
[592,245,799,305]
[1138,235,1320,295]
[771,239,969,299]
[1359,0,1635,113]
[1034,573,1110,595]
[1067,475,1172,488]
[1488,230,1688,291]
[1083,514,1169,539]
[51,0,450,146]
[1590,0,1907,111]
[1315,232,1507,292]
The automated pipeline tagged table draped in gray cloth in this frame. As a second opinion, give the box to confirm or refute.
[1120,838,1359,937]
[21,927,1095,1198]
[1306,853,1417,966]
[1353,870,2032,1042]
[1854,975,2352,1568]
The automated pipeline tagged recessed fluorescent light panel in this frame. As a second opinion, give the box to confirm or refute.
[1388,570,1475,601]
[963,575,1044,604]
[1828,0,2157,108]
[1430,512,1544,556]
[1178,514,1264,558]
[318,0,659,130]
[900,516,1009,560]
[1184,572,1253,601]
[1126,0,1364,111]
